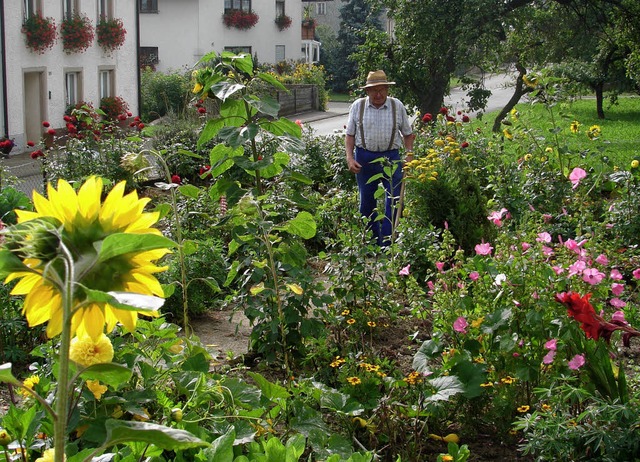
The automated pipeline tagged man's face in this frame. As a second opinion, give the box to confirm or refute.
[365,85,389,107]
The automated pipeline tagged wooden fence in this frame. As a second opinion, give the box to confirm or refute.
[277,84,319,116]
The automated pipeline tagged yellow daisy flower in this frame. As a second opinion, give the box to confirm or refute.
[69,333,114,367]
[3,177,172,340]
[35,448,65,462]
[18,375,40,397]
[86,380,108,400]
[346,376,361,385]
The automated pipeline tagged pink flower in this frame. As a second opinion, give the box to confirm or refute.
[544,339,558,350]
[582,268,605,285]
[399,264,410,276]
[436,262,445,272]
[427,280,435,290]
[552,265,565,275]
[595,254,609,265]
[610,298,626,308]
[564,238,587,253]
[521,242,531,252]
[542,213,553,223]
[568,260,587,277]
[633,268,640,279]
[453,316,468,334]
[475,241,493,256]
[487,208,509,227]
[568,354,585,370]
[569,167,587,189]
[611,311,627,324]
[611,269,623,280]
[469,271,479,281]
[542,350,556,365]
[536,232,552,243]
[611,283,624,296]
[513,353,520,358]
[542,246,554,257]
[295,119,303,127]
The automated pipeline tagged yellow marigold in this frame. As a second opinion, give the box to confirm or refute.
[367,321,376,327]
[471,317,484,328]
[346,376,361,385]
[18,375,40,397]
[503,128,513,140]
[86,380,108,400]
[586,125,601,140]
[69,333,114,367]
[522,74,538,88]
[192,82,203,94]
[480,382,494,387]
[441,456,454,462]
[341,309,350,316]
[541,403,552,412]
[346,318,356,325]
[501,376,515,384]
[510,108,520,119]
[523,153,532,162]
[434,139,445,147]
[517,405,530,413]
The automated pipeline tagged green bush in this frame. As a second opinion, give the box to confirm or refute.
[140,67,191,122]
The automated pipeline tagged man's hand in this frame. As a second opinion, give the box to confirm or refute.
[347,157,362,174]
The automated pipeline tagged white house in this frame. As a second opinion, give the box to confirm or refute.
[138,0,309,74]
[2,0,138,153]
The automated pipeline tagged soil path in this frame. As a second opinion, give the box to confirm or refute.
[189,308,252,360]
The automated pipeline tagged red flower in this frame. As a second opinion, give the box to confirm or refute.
[197,107,207,114]
[27,140,35,147]
[30,150,44,159]
[462,115,470,123]
[422,113,433,123]
[47,128,56,135]
[171,174,181,184]
[137,123,145,130]
[42,121,50,127]
[199,165,211,175]
[439,107,448,115]
[461,142,469,148]
[556,292,600,339]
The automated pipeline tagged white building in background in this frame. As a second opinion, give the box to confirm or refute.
[1,0,138,152]
[139,0,307,74]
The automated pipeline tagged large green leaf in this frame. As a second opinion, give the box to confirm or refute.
[198,118,226,148]
[246,95,280,118]
[97,233,176,262]
[80,363,132,389]
[277,211,316,239]
[0,362,20,385]
[413,339,442,374]
[103,419,209,450]
[224,52,254,75]
[204,428,235,462]
[0,249,31,278]
[81,288,165,313]
[259,152,290,179]
[425,376,464,402]
[212,81,245,102]
[248,372,290,400]
[260,118,302,137]
[257,72,287,91]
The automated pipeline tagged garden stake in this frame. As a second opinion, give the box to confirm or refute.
[392,175,406,243]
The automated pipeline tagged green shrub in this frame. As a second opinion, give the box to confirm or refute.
[140,67,191,122]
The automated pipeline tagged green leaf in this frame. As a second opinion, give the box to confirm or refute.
[97,233,176,262]
[260,118,302,137]
[178,184,201,199]
[81,288,165,313]
[0,250,30,279]
[103,419,209,450]
[0,363,20,385]
[228,52,254,75]
[257,72,287,91]
[278,211,316,239]
[182,239,198,256]
[212,81,245,101]
[288,171,313,185]
[426,376,464,402]
[259,152,290,178]
[80,363,132,389]
[204,428,235,462]
[248,372,290,400]
[198,118,225,148]
[246,95,280,118]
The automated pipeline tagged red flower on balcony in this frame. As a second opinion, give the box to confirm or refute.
[22,14,57,54]
[96,17,126,52]
[222,10,259,30]
[275,14,292,31]
[61,13,94,54]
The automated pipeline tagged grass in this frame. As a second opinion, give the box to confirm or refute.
[328,91,353,103]
[475,96,640,167]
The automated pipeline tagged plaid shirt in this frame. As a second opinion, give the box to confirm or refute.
[346,96,412,152]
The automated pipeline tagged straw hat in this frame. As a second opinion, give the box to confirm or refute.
[360,70,395,89]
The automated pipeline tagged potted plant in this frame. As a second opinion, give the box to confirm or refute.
[21,13,57,54]
[222,10,259,30]
[275,14,292,31]
[96,17,126,52]
[61,13,94,54]
[0,136,15,156]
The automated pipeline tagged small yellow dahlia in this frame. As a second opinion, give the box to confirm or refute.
[35,448,65,462]
[85,380,108,400]
[69,333,114,367]
[3,177,172,340]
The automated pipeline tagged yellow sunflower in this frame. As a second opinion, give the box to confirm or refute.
[3,177,172,340]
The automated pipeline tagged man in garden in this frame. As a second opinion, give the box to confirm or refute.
[345,70,415,247]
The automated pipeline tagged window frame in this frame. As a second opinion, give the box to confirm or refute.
[64,70,82,108]
[224,0,252,13]
[97,0,113,20]
[99,68,115,100]
[62,0,79,20]
[139,0,158,14]
[275,45,285,63]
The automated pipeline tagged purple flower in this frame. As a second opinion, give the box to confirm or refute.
[582,268,605,285]
[568,354,585,370]
[399,264,410,276]
[569,167,587,189]
[475,242,493,256]
[453,316,468,334]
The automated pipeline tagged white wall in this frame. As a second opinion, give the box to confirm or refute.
[5,0,138,151]
[140,0,304,74]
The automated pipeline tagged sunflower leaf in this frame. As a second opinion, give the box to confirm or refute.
[0,363,21,385]
[81,363,132,389]
[97,234,176,262]
[103,419,209,450]
[0,249,31,278]
[81,287,165,313]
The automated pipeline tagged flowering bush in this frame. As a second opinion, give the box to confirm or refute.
[21,14,57,54]
[222,9,259,30]
[275,14,292,31]
[96,17,126,52]
[0,137,15,155]
[99,95,129,121]
[60,14,94,54]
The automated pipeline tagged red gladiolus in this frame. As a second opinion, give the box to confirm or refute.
[171,174,181,184]
[137,123,145,130]
[556,292,600,339]
[30,150,44,159]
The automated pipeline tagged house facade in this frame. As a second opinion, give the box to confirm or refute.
[2,0,138,153]
[139,0,306,74]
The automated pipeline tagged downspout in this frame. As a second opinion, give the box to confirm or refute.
[135,0,141,118]
[0,0,9,137]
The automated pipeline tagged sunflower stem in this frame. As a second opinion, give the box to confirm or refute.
[54,244,75,462]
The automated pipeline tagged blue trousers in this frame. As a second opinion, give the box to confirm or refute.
[355,147,403,246]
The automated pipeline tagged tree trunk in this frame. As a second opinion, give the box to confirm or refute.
[594,82,605,119]
[492,64,533,133]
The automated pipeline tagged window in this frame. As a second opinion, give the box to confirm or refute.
[62,0,79,20]
[224,0,251,13]
[275,45,285,62]
[98,0,113,20]
[139,0,158,13]
[224,46,251,55]
[316,2,326,15]
[23,0,42,19]
[99,69,114,99]
[65,71,82,107]
[140,47,159,66]
[276,0,285,17]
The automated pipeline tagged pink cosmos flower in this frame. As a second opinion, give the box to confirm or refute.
[453,316,468,334]
[611,283,624,296]
[545,339,558,350]
[633,268,640,279]
[595,254,609,265]
[427,281,435,290]
[568,260,587,277]
[568,354,585,370]
[399,264,410,276]
[610,298,626,308]
[469,271,479,281]
[611,269,623,280]
[582,268,605,285]
[475,242,493,256]
[542,350,556,365]
[436,262,445,272]
[569,167,587,189]
[536,232,552,243]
